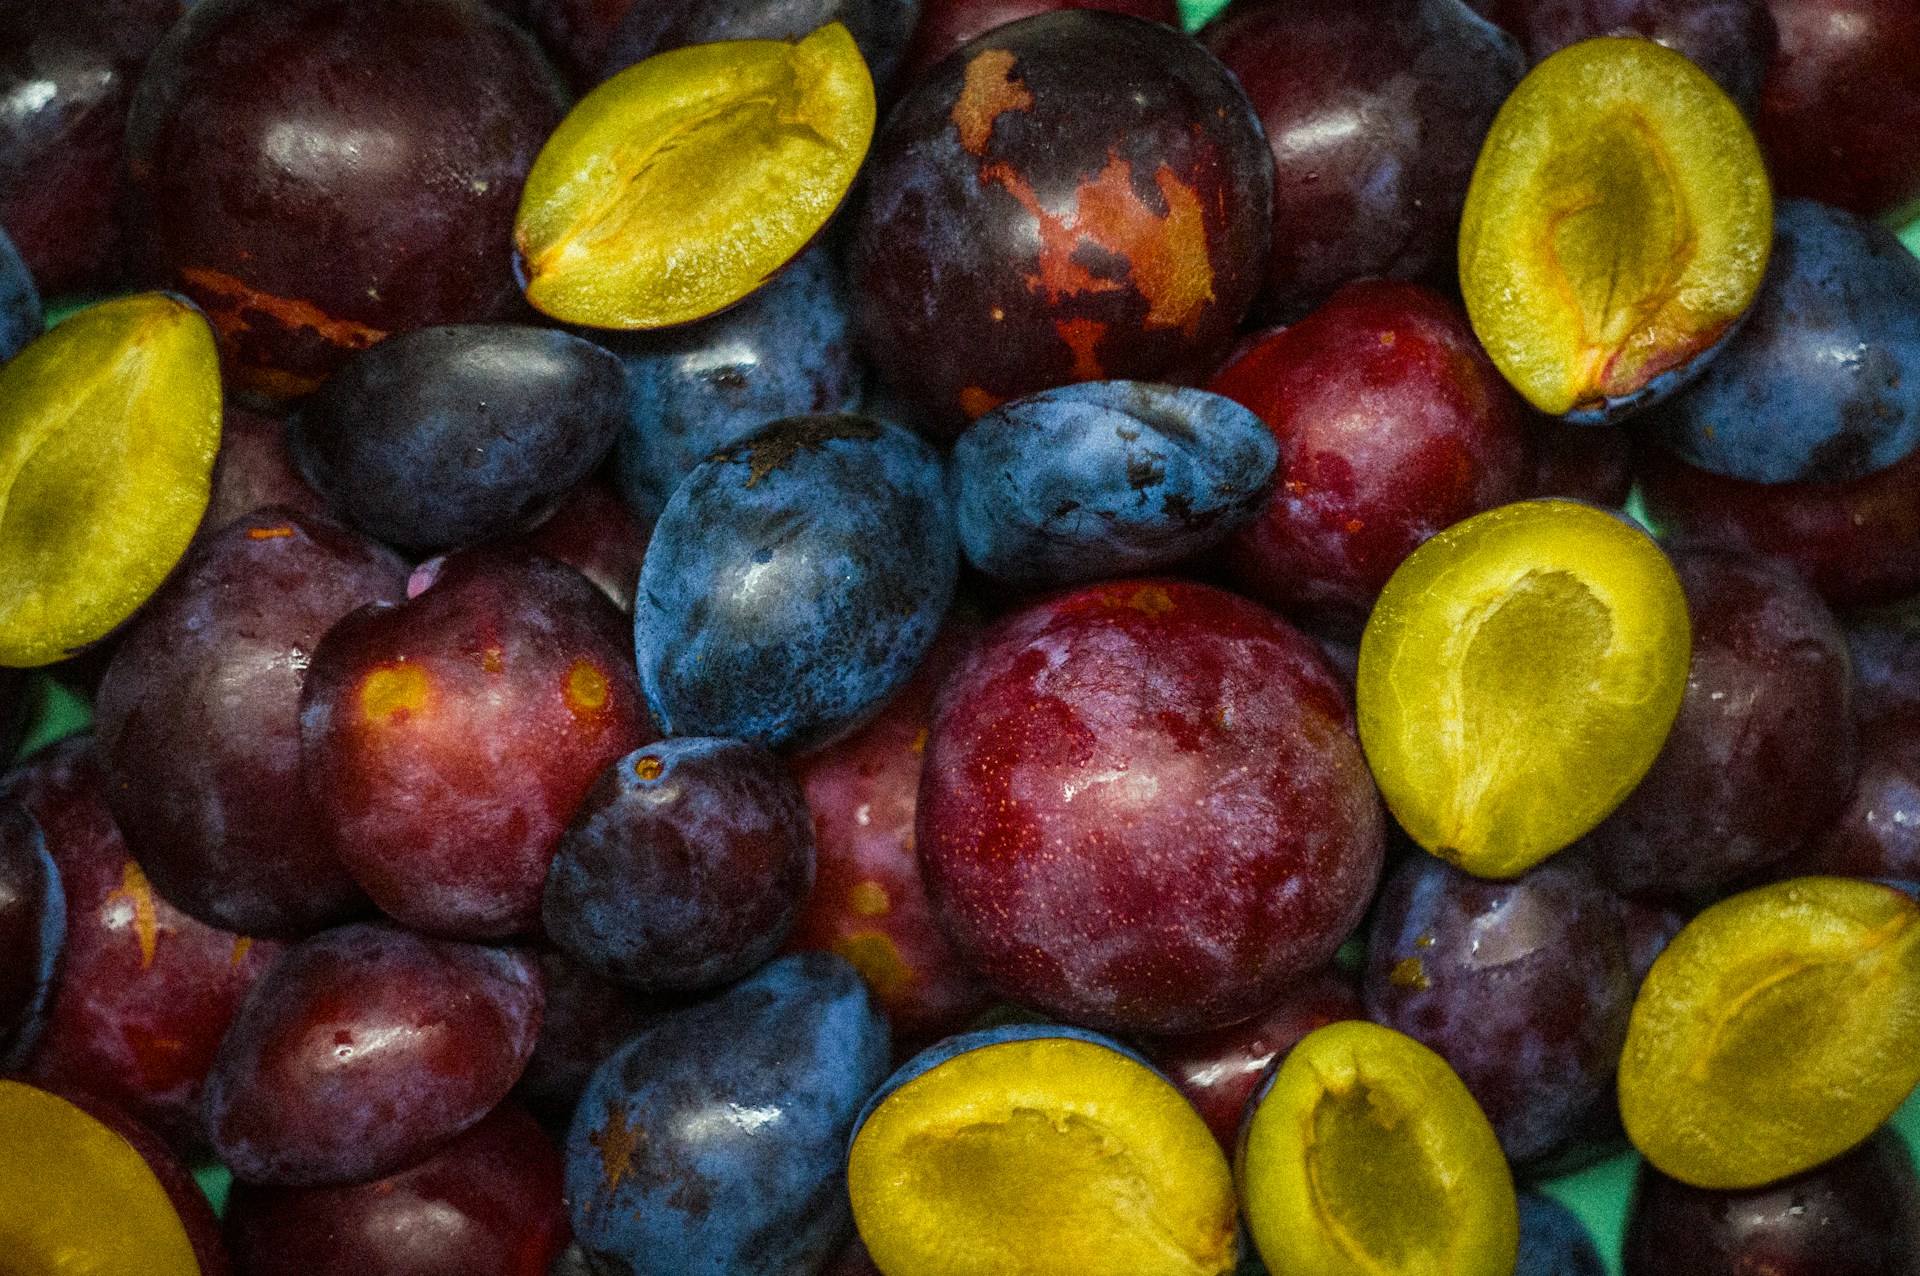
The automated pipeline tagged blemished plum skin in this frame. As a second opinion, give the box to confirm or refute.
[854,10,1274,438]
[0,738,288,1152]
[900,0,1180,83]
[1623,1126,1920,1276]
[1210,281,1533,633]
[1363,852,1636,1165]
[203,922,544,1186]
[918,579,1385,1035]
[96,508,407,938]
[1201,0,1525,322]
[300,547,651,940]
[224,1102,570,1276]
[126,0,569,400]
[1580,546,1857,900]
[1492,0,1777,116]
[0,805,60,1069]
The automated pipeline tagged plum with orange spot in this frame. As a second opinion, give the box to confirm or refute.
[194,407,329,549]
[853,10,1273,438]
[544,737,816,993]
[0,737,288,1152]
[300,546,651,940]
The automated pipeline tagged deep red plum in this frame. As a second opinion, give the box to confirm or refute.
[521,480,650,615]
[196,407,329,545]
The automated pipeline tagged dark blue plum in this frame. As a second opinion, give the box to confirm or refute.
[853,1023,1158,1134]
[565,952,890,1276]
[0,804,62,1070]
[1362,851,1636,1164]
[543,739,815,993]
[634,414,957,753]
[951,381,1277,587]
[1516,1191,1606,1276]
[0,225,43,364]
[292,324,628,553]
[611,246,864,523]
[1646,199,1920,482]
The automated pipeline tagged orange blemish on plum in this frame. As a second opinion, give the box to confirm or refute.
[180,268,387,391]
[565,660,611,721]
[481,646,504,674]
[835,931,913,997]
[982,152,1216,336]
[908,727,928,756]
[247,525,294,540]
[1118,583,1177,619]
[959,386,1006,419]
[951,48,1034,158]
[230,937,253,968]
[1389,956,1432,991]
[1345,519,1366,534]
[849,881,892,918]
[103,862,162,971]
[1055,317,1109,381]
[362,664,430,723]
[589,1099,642,1194]
[634,755,664,781]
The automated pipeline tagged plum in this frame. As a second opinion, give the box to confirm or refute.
[596,0,920,92]
[195,407,329,545]
[0,225,43,365]
[513,949,667,1129]
[0,804,61,1069]
[901,0,1179,84]
[1496,0,1777,115]
[1517,1190,1607,1276]
[520,480,650,614]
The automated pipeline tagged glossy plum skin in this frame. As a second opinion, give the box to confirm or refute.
[1643,202,1920,485]
[1581,547,1856,900]
[1799,718,1920,884]
[204,922,544,1186]
[545,739,815,993]
[1201,0,1524,322]
[1140,966,1361,1153]
[565,954,889,1276]
[596,0,920,90]
[0,226,44,365]
[126,0,568,400]
[0,806,61,1069]
[900,0,1179,83]
[1622,1125,1920,1275]
[783,624,994,1050]
[521,480,650,614]
[1211,282,1533,633]
[0,738,288,1151]
[919,579,1385,1035]
[1363,852,1635,1164]
[610,247,864,525]
[0,0,184,294]
[224,1103,570,1276]
[1637,441,1920,608]
[854,11,1274,438]
[1517,1191,1607,1276]
[1493,0,1776,115]
[1757,0,1920,219]
[95,509,406,938]
[513,949,666,1129]
[196,407,329,545]
[635,415,956,754]
[302,547,649,940]
[293,325,627,553]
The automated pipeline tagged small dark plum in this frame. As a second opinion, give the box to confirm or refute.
[513,949,668,1129]
[566,953,889,1276]
[1211,281,1533,633]
[919,579,1385,1035]
[293,325,628,553]
[1201,0,1525,321]
[224,1103,570,1276]
[95,509,407,938]
[610,246,864,524]
[1799,718,1920,885]
[544,739,815,993]
[300,546,650,939]
[1845,623,1920,740]
[204,922,544,1186]
[854,11,1274,436]
[1758,0,1920,219]
[0,225,43,364]
[952,380,1276,587]
[0,738,288,1151]
[1623,1125,1920,1275]
[1644,201,1920,484]
[0,805,61,1069]
[596,0,920,90]
[521,480,650,614]
[127,0,569,399]
[1517,1191,1607,1276]
[1363,852,1635,1164]
[1530,416,1634,506]
[1582,546,1856,899]
[195,407,329,545]
[900,0,1179,83]
[635,415,956,753]
[1500,0,1777,115]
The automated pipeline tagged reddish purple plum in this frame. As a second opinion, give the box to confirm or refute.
[899,0,1179,83]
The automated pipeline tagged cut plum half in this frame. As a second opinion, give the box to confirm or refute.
[1459,37,1771,421]
[1619,876,1920,1191]
[1238,1020,1518,1276]
[516,22,876,329]
[847,1026,1239,1276]
[0,294,221,666]
[1357,499,1690,879]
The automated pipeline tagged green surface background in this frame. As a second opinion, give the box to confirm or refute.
[13,0,1920,1263]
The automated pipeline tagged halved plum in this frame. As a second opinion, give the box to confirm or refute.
[0,294,221,667]
[515,23,875,329]
[1357,499,1691,879]
[1459,37,1771,421]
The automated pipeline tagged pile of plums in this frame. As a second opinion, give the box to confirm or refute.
[2,0,1920,1273]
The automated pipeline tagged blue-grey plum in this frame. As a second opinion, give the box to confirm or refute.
[0,225,43,364]
[1517,1191,1606,1276]
[0,805,62,1070]
[1646,199,1920,482]
[292,324,627,553]
[951,381,1277,587]
[634,414,957,753]
[544,738,815,993]
[565,952,890,1276]
[611,246,864,524]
